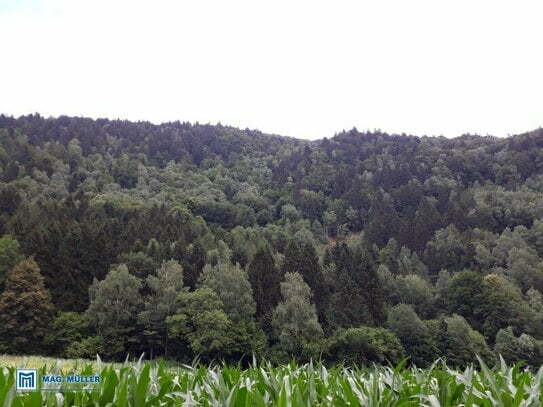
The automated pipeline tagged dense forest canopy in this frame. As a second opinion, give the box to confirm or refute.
[1,113,542,366]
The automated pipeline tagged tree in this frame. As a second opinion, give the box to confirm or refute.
[248,246,282,319]
[138,260,184,358]
[272,272,323,353]
[199,261,256,323]
[184,242,206,290]
[395,274,434,318]
[441,314,493,367]
[325,243,370,328]
[44,312,89,357]
[474,273,536,340]
[168,288,233,360]
[86,264,143,359]
[0,234,22,290]
[446,270,483,328]
[0,258,54,353]
[386,304,436,366]
[117,251,157,279]
[281,240,327,320]
[357,250,386,325]
[329,326,404,365]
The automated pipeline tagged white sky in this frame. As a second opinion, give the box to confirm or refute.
[0,0,542,140]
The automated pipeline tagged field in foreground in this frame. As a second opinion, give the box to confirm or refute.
[1,355,543,406]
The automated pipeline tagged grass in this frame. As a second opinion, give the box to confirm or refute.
[1,354,542,406]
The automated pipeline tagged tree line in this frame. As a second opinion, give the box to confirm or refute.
[0,114,542,367]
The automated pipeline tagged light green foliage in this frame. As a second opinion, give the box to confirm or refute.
[168,288,233,358]
[395,274,434,318]
[495,327,543,367]
[272,272,323,353]
[138,260,184,358]
[86,264,143,358]
[198,261,256,322]
[0,234,22,288]
[443,314,493,367]
[476,273,537,339]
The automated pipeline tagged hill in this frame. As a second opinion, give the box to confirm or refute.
[0,114,542,366]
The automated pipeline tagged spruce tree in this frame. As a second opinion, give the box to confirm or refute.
[248,246,282,319]
[0,258,54,353]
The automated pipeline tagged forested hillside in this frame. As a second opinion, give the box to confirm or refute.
[1,113,542,367]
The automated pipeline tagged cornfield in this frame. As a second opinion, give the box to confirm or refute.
[1,356,542,406]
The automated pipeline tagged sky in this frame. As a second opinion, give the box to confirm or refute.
[0,0,542,140]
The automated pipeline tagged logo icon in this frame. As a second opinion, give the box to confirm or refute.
[16,369,38,391]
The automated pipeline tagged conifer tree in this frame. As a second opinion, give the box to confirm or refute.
[248,246,282,319]
[0,258,54,353]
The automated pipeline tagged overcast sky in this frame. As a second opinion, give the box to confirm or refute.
[0,0,541,140]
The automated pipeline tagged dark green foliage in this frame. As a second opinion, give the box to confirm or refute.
[386,304,437,366]
[281,240,327,320]
[248,246,282,319]
[446,270,483,327]
[44,312,89,357]
[0,258,54,353]
[328,326,405,365]
[0,115,543,365]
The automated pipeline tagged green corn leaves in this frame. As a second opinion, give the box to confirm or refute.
[1,357,542,406]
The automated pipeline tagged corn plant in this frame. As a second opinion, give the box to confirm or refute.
[0,356,542,406]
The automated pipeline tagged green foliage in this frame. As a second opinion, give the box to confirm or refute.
[272,272,323,353]
[138,260,184,358]
[44,312,89,357]
[494,327,543,368]
[0,234,22,289]
[386,304,436,366]
[440,314,493,367]
[475,273,537,340]
[168,288,233,360]
[199,261,256,323]
[1,115,543,365]
[2,357,543,406]
[65,336,105,359]
[86,264,143,359]
[446,270,483,326]
[248,246,282,319]
[329,326,405,365]
[0,258,54,353]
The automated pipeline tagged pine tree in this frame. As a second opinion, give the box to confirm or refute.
[248,246,282,319]
[0,258,54,353]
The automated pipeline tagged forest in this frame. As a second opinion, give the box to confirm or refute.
[0,113,542,368]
